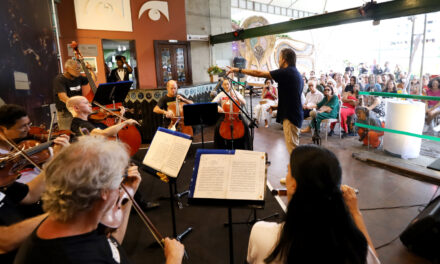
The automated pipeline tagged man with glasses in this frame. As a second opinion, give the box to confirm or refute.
[303,80,323,119]
[0,104,69,263]
[53,59,97,130]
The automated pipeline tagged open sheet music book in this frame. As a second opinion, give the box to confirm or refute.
[190,149,266,201]
[142,127,192,178]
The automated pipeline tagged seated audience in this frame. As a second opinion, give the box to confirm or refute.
[14,136,184,264]
[301,85,339,134]
[363,75,382,92]
[302,81,324,119]
[383,80,397,93]
[425,78,440,132]
[247,145,380,264]
[329,84,358,137]
[254,79,277,128]
[355,107,384,148]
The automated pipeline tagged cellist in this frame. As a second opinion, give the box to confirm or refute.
[153,80,193,130]
[212,79,250,150]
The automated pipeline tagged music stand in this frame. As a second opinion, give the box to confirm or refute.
[93,81,133,107]
[183,103,218,148]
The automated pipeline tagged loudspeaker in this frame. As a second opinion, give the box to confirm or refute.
[400,195,440,261]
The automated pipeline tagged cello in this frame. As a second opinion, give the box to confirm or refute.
[70,41,142,156]
[168,95,193,136]
[219,95,245,140]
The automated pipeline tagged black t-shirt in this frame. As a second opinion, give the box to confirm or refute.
[53,74,89,112]
[14,228,132,264]
[70,118,98,136]
[270,66,304,127]
[0,182,29,226]
[0,182,29,264]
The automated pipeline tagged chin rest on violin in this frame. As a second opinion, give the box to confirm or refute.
[0,139,52,187]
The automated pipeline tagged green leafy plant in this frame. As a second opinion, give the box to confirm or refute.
[207,65,223,75]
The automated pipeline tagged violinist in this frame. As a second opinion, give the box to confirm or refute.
[212,79,250,150]
[14,136,184,264]
[153,80,193,129]
[0,104,70,183]
[0,104,70,263]
[67,96,139,137]
[53,59,97,130]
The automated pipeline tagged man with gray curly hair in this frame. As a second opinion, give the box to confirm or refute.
[14,136,184,264]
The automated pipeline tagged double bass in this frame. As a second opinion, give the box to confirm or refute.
[167,95,193,136]
[70,41,142,156]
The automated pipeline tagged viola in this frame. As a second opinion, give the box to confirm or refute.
[0,138,51,187]
[28,126,72,142]
[167,96,193,137]
[219,97,245,140]
[88,108,121,122]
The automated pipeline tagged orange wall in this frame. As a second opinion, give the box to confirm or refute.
[57,0,187,90]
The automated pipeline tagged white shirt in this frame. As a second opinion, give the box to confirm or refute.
[117,68,125,81]
[247,221,381,264]
[305,90,324,108]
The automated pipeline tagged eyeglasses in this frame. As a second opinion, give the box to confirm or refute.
[308,85,314,87]
[324,89,331,91]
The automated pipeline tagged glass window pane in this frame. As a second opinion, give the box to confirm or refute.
[161,48,172,83]
[176,48,186,82]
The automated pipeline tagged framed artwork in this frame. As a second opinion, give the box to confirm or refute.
[74,0,133,32]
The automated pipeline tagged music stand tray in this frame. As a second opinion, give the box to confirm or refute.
[93,81,133,105]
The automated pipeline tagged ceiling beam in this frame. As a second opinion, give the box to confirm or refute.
[211,0,440,45]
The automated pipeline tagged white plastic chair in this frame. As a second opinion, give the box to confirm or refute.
[320,101,342,142]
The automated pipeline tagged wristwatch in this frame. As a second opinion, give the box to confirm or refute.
[238,68,242,74]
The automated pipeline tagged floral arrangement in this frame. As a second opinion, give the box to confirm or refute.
[207,65,223,75]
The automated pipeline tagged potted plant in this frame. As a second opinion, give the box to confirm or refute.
[207,65,223,83]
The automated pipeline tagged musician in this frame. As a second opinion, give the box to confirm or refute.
[0,104,69,263]
[14,136,184,264]
[212,79,250,150]
[108,55,133,82]
[66,96,139,137]
[67,96,159,210]
[53,59,97,130]
[0,104,70,183]
[153,80,193,129]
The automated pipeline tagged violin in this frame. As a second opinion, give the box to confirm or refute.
[0,134,49,187]
[219,95,245,140]
[93,102,142,157]
[168,95,193,136]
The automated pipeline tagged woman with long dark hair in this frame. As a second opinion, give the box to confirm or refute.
[247,145,380,264]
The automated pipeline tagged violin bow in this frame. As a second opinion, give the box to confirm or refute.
[0,131,43,170]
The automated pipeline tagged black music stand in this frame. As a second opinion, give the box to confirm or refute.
[183,103,218,148]
[93,81,133,107]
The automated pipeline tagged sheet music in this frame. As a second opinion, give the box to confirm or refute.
[227,150,266,200]
[193,155,230,199]
[161,136,192,177]
[193,150,266,200]
[142,130,192,177]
